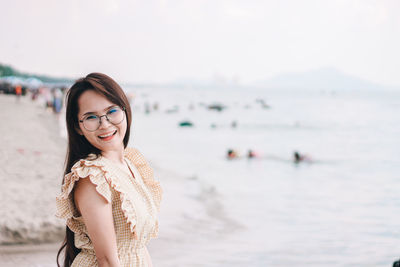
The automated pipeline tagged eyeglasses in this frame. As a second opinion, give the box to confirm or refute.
[79,106,126,131]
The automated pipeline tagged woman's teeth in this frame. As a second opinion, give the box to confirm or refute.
[99,131,115,138]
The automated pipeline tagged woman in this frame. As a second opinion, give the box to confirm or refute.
[56,73,162,267]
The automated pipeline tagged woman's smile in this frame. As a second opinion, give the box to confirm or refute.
[98,130,117,141]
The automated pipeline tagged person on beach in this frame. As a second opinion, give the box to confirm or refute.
[56,73,162,267]
[53,87,63,114]
[15,84,22,102]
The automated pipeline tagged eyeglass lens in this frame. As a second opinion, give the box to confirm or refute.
[82,107,124,131]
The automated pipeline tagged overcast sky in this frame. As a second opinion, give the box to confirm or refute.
[1,0,399,86]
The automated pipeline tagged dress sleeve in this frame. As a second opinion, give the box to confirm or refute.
[55,158,112,221]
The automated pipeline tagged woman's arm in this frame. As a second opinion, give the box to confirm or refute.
[74,177,120,267]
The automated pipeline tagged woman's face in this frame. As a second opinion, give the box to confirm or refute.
[76,90,127,154]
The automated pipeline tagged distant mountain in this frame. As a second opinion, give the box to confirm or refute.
[0,63,74,84]
[255,67,393,91]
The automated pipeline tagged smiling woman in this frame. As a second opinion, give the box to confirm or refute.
[76,90,128,156]
[55,73,162,267]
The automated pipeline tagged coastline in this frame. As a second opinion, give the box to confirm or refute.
[0,94,205,266]
[0,93,239,266]
[0,242,60,267]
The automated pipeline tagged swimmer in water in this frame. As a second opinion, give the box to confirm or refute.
[247,149,261,159]
[227,149,240,159]
[293,151,312,163]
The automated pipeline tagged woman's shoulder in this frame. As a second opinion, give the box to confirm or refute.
[124,147,141,158]
[61,154,109,198]
[56,163,112,234]
[124,147,154,177]
[68,154,105,177]
[56,154,111,212]
[124,147,148,165]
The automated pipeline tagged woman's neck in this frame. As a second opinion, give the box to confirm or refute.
[101,148,125,164]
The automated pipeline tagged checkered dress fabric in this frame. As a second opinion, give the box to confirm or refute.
[56,147,162,267]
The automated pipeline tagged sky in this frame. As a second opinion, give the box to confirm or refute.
[1,0,399,86]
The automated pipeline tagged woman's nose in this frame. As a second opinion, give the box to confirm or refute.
[98,115,112,128]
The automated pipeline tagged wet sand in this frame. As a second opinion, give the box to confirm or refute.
[0,242,59,267]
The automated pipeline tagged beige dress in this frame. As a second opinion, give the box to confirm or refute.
[56,148,162,267]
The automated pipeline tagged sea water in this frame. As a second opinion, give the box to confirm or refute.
[130,86,400,266]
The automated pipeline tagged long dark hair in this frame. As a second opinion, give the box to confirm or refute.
[57,73,132,267]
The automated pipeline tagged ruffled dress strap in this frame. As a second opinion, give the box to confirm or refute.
[55,155,111,248]
[124,147,162,212]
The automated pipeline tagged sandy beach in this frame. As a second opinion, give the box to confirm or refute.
[0,94,203,266]
[0,94,67,265]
